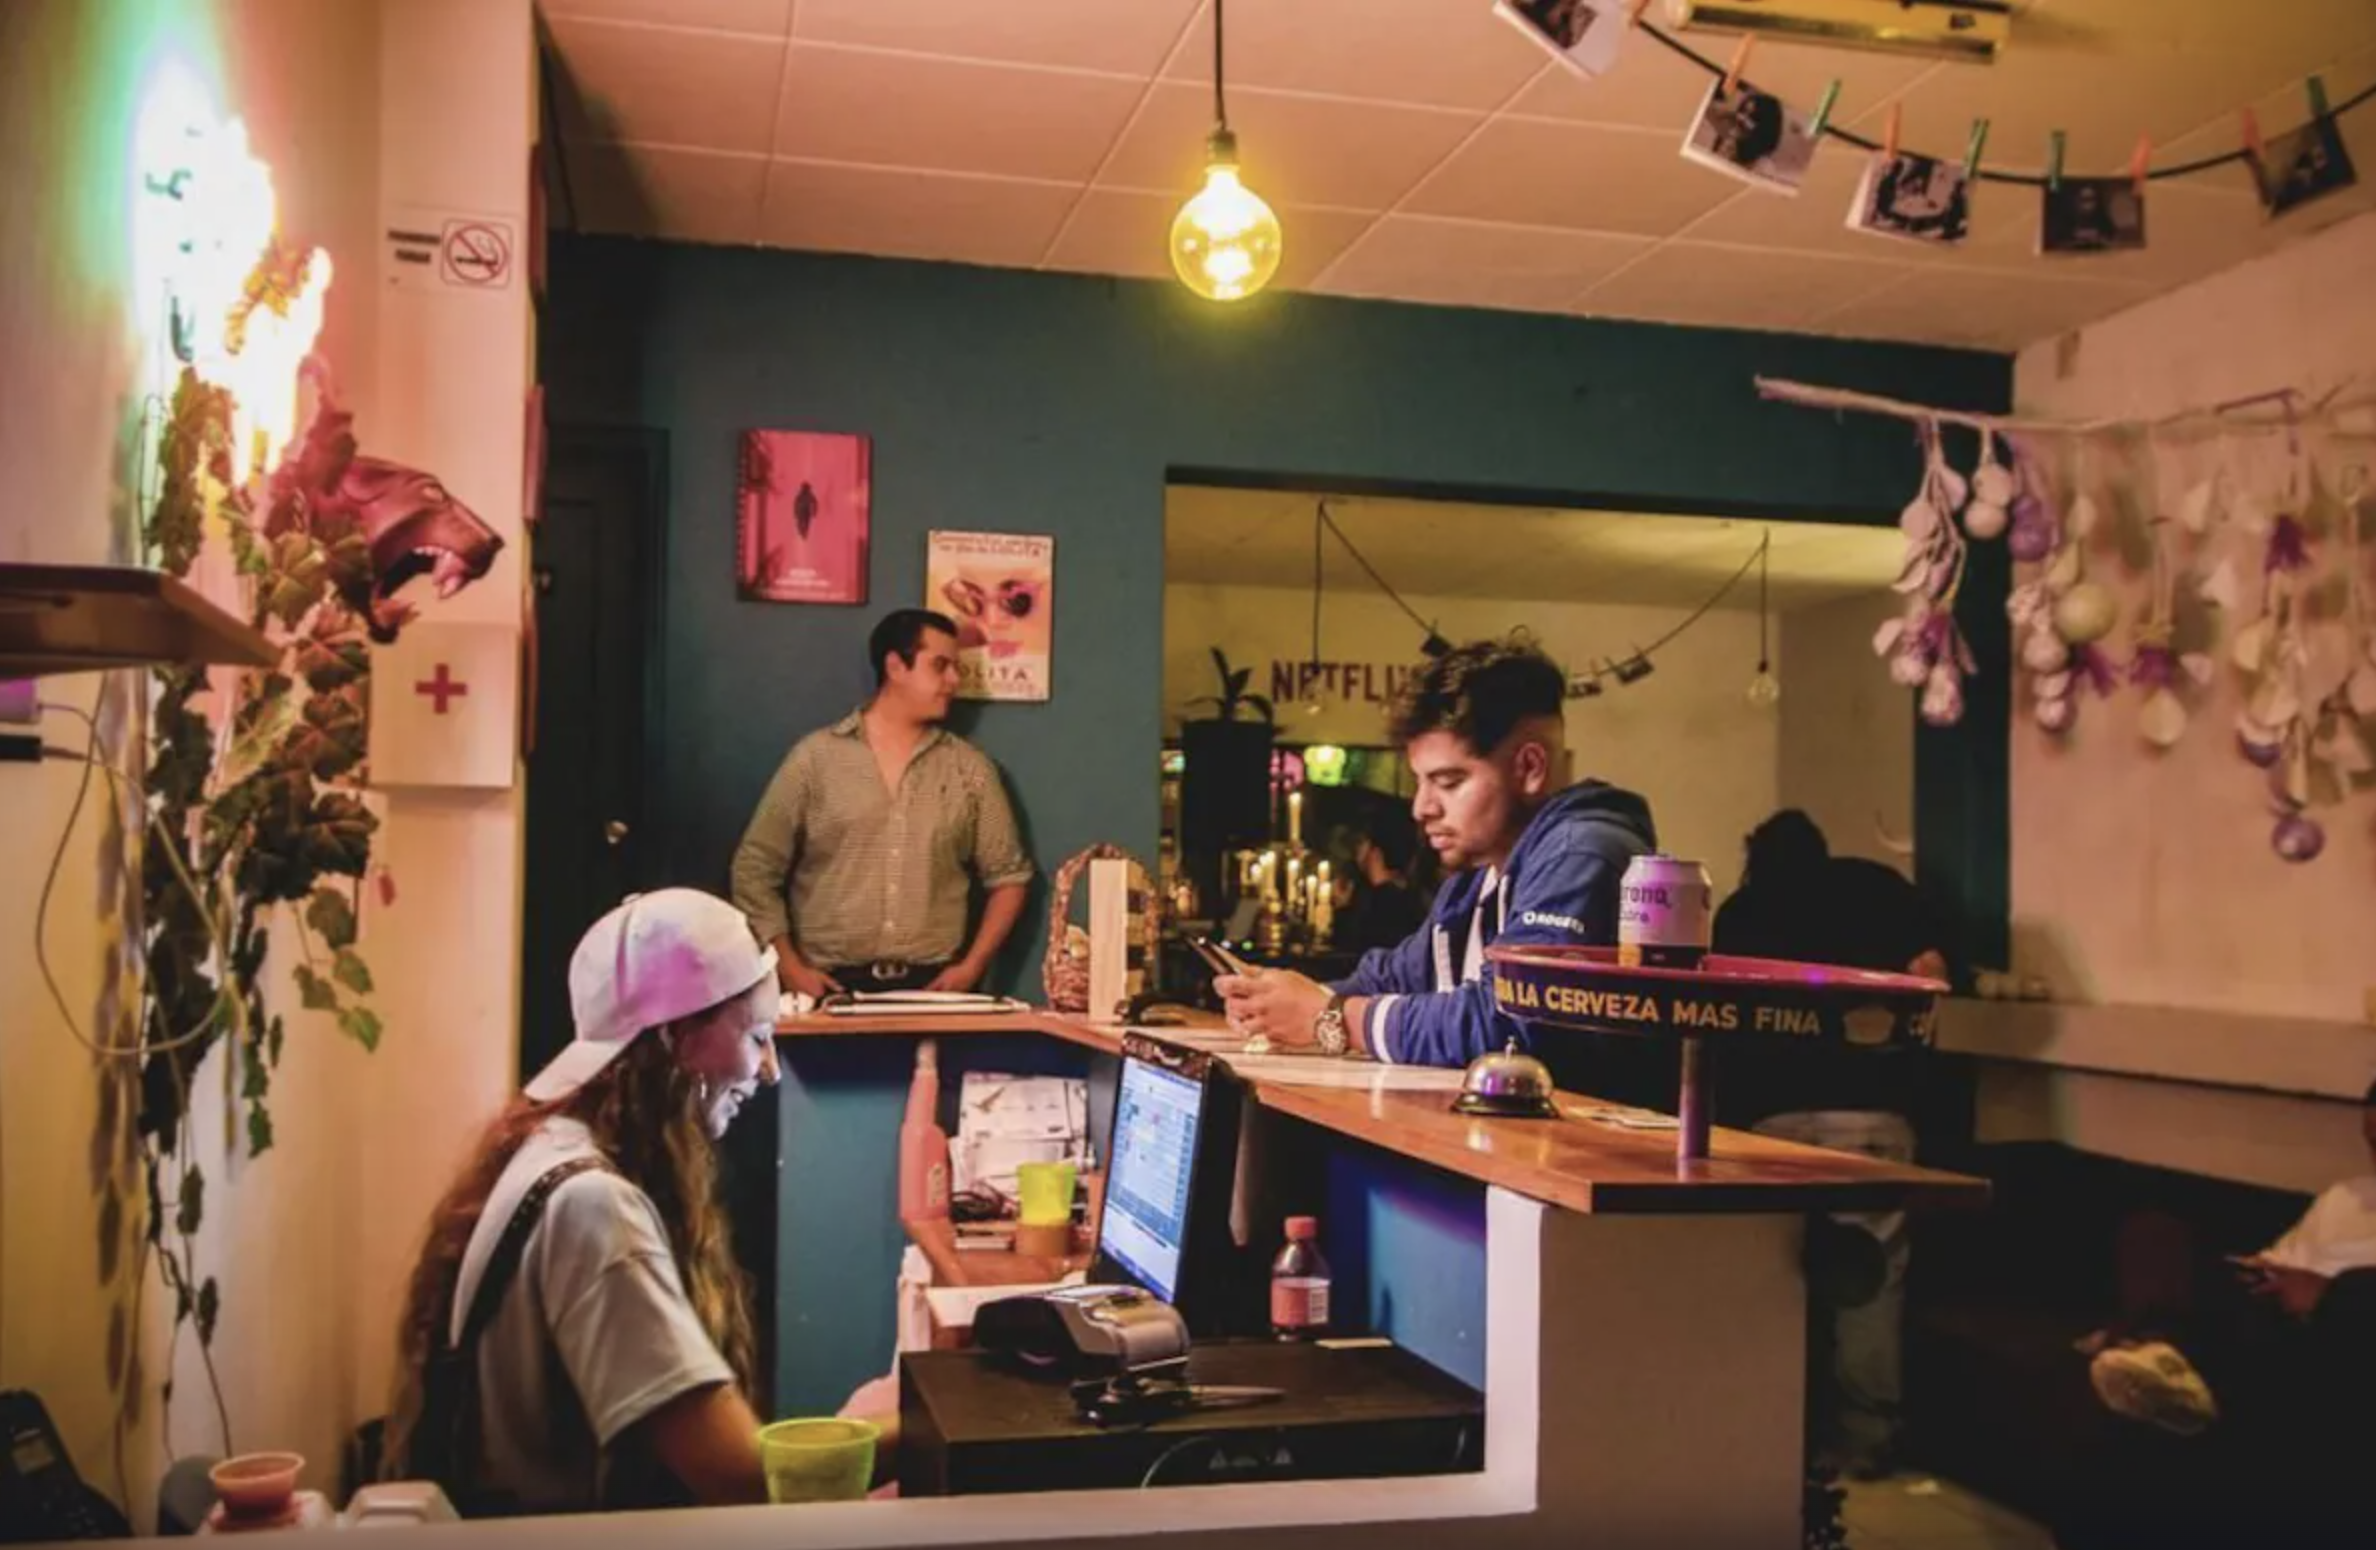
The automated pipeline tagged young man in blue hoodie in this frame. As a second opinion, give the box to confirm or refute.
[1216,638,1658,1068]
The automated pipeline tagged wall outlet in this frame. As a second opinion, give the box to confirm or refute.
[0,678,35,726]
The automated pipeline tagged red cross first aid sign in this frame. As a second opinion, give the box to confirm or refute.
[368,620,519,790]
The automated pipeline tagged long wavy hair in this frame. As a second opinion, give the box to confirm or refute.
[381,1027,756,1478]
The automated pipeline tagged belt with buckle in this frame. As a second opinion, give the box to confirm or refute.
[834,959,949,983]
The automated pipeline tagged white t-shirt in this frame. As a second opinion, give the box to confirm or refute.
[2263,1175,2376,1280]
[447,1117,737,1515]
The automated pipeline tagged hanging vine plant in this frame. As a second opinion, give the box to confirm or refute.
[126,351,500,1439]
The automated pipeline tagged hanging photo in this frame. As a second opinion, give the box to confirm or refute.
[1848,151,1972,245]
[927,530,1054,702]
[1681,79,1819,195]
[2038,177,2146,254]
[2252,117,2358,218]
[1492,0,1628,79]
[735,429,870,604]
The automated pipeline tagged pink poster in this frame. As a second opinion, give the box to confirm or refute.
[736,429,870,604]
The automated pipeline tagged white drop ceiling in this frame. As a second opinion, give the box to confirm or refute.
[540,0,2376,352]
[1164,485,1905,611]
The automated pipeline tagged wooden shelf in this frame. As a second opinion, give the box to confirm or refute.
[0,562,275,678]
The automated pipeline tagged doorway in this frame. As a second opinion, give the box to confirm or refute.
[519,426,668,1081]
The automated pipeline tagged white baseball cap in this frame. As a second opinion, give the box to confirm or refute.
[525,889,779,1104]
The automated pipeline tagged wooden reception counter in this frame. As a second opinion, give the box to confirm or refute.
[774,1006,1985,1219]
[404,1006,1985,1550]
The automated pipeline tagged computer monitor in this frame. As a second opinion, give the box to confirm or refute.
[1092,1034,1245,1331]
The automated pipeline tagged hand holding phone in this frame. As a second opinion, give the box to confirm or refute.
[1191,936,1256,980]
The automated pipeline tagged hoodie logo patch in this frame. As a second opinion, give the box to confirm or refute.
[1520,910,1585,934]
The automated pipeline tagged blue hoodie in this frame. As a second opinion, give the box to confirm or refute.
[1333,781,1658,1068]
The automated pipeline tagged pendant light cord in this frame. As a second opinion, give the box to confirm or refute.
[1310,502,1324,667]
[1212,0,1228,132]
[1757,530,1771,669]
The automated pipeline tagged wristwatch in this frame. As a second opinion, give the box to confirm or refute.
[1313,993,1350,1057]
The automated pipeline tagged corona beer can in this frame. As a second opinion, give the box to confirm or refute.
[1618,855,1712,969]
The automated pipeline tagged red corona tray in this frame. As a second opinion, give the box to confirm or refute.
[1484,944,1945,1048]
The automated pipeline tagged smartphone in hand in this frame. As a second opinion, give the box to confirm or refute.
[1191,936,1255,980]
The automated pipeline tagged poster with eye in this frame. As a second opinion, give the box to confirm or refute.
[735,429,870,604]
[927,530,1054,702]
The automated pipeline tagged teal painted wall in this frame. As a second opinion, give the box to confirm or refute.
[541,235,2013,1413]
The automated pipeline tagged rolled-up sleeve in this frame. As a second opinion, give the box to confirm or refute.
[731,746,808,945]
[537,1178,737,1446]
[970,759,1034,890]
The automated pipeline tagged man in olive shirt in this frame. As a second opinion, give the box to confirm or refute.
[732,609,1033,998]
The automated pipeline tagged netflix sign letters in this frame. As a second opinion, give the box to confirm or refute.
[1270,659,1422,709]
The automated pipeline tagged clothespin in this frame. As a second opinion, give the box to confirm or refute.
[1624,0,1652,26]
[1807,80,1841,139]
[1722,34,1755,95]
[2046,129,2065,192]
[1963,117,1991,178]
[2129,133,2153,195]
[2240,106,2265,162]
[2306,75,2331,121]
[1882,102,1902,160]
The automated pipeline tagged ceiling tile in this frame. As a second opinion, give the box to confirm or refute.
[564,144,767,244]
[1503,23,1937,131]
[1813,267,2155,352]
[1574,243,1923,334]
[1313,216,1650,311]
[791,0,1200,77]
[1678,150,1898,257]
[1402,117,1737,235]
[538,0,791,37]
[1843,44,2246,177]
[1097,81,1479,210]
[759,161,1080,267]
[1041,188,1375,291]
[1164,0,1547,113]
[548,18,784,152]
[776,45,1142,182]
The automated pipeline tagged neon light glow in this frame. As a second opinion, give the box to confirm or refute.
[132,62,332,486]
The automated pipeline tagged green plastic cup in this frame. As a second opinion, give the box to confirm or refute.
[757,1417,879,1504]
[1015,1160,1077,1227]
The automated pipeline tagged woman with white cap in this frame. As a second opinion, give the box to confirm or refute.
[381,888,789,1515]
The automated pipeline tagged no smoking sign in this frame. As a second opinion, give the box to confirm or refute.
[438,219,513,289]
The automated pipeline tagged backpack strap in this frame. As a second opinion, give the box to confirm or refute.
[453,1155,611,1353]
[413,1155,610,1515]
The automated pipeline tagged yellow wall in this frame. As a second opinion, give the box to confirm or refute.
[0,0,531,1524]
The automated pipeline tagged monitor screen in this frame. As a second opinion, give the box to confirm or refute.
[1098,1053,1207,1306]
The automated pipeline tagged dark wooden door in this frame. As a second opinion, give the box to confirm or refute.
[519,426,667,1084]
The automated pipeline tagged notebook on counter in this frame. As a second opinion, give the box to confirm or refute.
[820,992,1029,1017]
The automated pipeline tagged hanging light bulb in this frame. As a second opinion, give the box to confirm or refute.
[1170,0,1282,302]
[1747,530,1781,708]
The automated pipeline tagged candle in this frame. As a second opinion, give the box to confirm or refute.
[1262,850,1281,903]
[1287,790,1303,848]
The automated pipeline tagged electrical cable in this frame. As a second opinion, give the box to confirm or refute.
[1138,1430,1219,1489]
[1212,0,1227,133]
[1316,501,1441,643]
[1635,22,2376,188]
[34,700,240,1061]
[1317,497,1765,689]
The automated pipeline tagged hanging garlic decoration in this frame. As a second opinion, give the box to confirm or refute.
[1871,418,1978,727]
[1964,427,2013,540]
[2129,483,2207,752]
